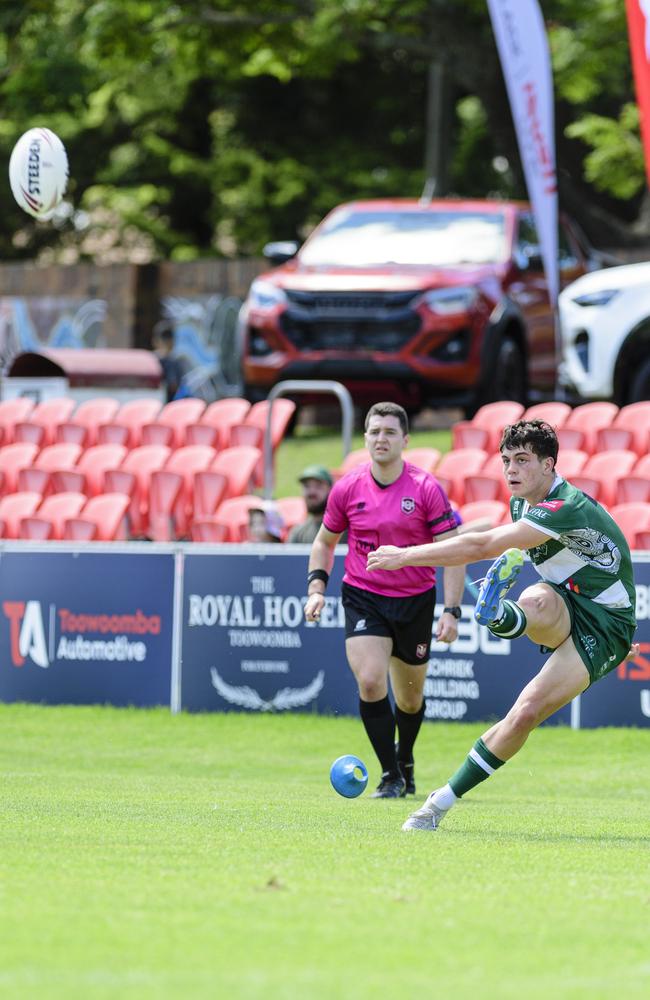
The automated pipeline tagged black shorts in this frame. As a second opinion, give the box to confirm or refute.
[341,582,436,665]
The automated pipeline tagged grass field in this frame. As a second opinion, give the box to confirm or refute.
[1,704,649,1000]
[273,426,452,497]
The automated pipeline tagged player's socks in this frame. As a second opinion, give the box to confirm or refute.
[487,599,528,638]
[394,701,425,763]
[359,696,397,774]
[448,737,506,797]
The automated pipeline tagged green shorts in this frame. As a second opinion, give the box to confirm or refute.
[548,584,636,685]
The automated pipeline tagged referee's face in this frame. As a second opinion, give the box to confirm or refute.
[364,415,408,466]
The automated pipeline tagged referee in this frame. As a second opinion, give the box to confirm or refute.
[304,402,466,798]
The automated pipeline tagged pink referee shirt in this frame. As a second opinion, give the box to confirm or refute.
[323,461,457,597]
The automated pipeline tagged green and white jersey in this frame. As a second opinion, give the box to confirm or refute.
[510,475,636,621]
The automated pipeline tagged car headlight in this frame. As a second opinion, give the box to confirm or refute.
[571,289,619,307]
[420,286,478,315]
[248,280,287,310]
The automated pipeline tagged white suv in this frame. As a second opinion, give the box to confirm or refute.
[559,261,650,403]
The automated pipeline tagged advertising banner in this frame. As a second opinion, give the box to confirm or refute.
[181,549,355,715]
[180,550,571,725]
[626,0,650,190]
[0,550,175,707]
[487,0,559,306]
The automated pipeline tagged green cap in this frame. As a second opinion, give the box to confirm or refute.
[298,464,333,486]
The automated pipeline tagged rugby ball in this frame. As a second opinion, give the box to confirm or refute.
[9,127,69,220]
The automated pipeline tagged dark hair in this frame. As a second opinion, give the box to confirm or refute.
[364,401,409,435]
[500,419,558,464]
[152,319,174,345]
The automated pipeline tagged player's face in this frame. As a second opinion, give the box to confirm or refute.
[364,415,408,465]
[501,445,554,501]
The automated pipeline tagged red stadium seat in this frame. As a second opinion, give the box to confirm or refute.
[570,475,602,502]
[609,502,650,550]
[276,495,308,534]
[210,494,263,542]
[104,444,171,537]
[52,443,128,496]
[14,397,76,447]
[614,475,650,505]
[56,397,120,447]
[458,500,508,529]
[63,493,130,541]
[0,491,42,538]
[228,423,264,449]
[190,520,230,543]
[581,450,637,507]
[211,446,262,499]
[243,398,296,449]
[192,471,229,522]
[563,402,618,454]
[434,448,488,505]
[195,397,251,450]
[97,397,163,448]
[154,444,217,539]
[141,398,206,450]
[555,427,586,451]
[403,448,442,474]
[522,402,572,428]
[635,531,650,550]
[184,424,220,448]
[463,472,508,504]
[19,492,87,540]
[17,467,53,496]
[0,442,40,493]
[556,449,589,480]
[0,397,35,446]
[596,401,650,456]
[452,401,525,453]
[338,448,370,476]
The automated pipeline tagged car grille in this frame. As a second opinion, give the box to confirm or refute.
[280,290,422,352]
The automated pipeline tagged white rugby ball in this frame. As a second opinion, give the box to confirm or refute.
[9,127,69,220]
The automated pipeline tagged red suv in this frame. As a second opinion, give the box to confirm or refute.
[238,198,589,412]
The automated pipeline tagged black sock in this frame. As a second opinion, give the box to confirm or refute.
[395,701,425,763]
[359,696,397,774]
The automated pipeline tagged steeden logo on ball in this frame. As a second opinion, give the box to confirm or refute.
[9,127,69,220]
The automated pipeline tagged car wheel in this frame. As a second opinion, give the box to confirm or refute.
[474,337,527,412]
[628,357,650,403]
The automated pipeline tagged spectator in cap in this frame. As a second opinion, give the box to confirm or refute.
[288,465,334,544]
[247,502,285,543]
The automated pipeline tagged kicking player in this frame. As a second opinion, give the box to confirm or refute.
[303,402,466,798]
[367,419,638,829]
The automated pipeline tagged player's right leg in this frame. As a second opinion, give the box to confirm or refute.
[475,550,571,651]
[345,634,406,798]
[403,636,590,831]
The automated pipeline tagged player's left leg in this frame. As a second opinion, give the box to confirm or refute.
[403,636,589,831]
[389,657,428,794]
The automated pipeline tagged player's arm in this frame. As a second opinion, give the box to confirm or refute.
[367,519,550,572]
[432,526,466,643]
[304,524,342,621]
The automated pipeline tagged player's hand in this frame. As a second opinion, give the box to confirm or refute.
[624,643,640,661]
[366,546,404,572]
[304,593,325,622]
[435,613,459,644]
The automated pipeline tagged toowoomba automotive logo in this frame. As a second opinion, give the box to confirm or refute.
[2,600,162,668]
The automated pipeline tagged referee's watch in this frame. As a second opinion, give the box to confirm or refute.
[443,606,462,619]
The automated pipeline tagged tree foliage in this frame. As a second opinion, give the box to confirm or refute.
[0,0,646,264]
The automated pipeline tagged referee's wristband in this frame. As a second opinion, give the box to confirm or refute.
[307,569,329,590]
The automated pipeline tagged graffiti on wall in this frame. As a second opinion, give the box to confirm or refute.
[0,297,108,367]
[160,294,243,399]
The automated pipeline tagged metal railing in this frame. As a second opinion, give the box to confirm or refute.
[263,380,354,499]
